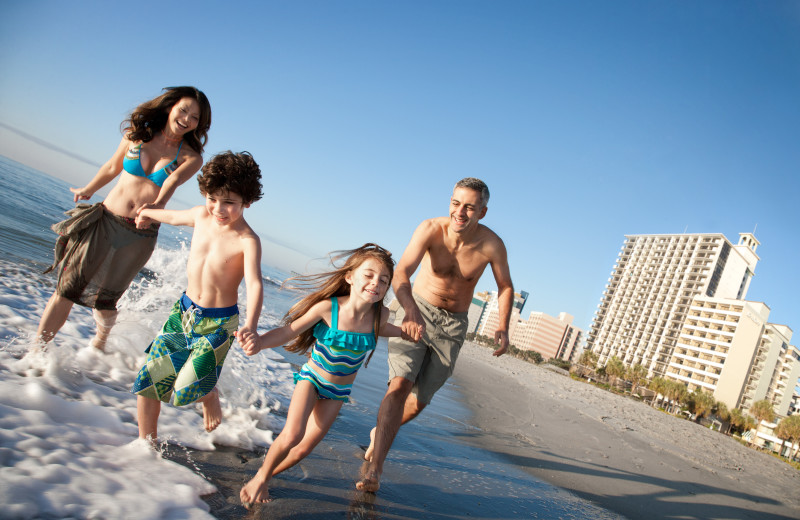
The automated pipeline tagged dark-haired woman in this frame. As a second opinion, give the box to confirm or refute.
[37,86,211,349]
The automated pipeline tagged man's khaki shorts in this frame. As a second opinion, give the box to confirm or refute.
[388,293,468,404]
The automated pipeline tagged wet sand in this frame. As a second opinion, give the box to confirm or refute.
[453,342,800,520]
[167,341,623,519]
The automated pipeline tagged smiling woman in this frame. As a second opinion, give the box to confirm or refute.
[36,86,212,350]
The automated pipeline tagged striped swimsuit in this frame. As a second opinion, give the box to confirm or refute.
[294,297,376,402]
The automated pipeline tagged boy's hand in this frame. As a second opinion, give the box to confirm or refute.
[237,329,261,356]
[135,205,153,229]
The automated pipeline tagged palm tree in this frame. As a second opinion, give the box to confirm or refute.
[663,380,688,414]
[777,415,800,461]
[605,356,626,389]
[729,408,743,434]
[775,420,789,458]
[749,399,775,446]
[627,364,648,396]
[742,415,757,444]
[714,401,731,433]
[579,349,598,368]
[649,377,669,408]
[690,389,715,423]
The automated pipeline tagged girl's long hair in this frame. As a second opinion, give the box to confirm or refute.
[283,243,394,357]
[122,86,211,154]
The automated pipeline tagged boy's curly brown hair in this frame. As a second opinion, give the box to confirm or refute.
[197,151,263,204]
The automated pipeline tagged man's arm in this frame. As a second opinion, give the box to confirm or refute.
[392,220,436,342]
[240,234,264,336]
[135,205,201,228]
[489,237,514,357]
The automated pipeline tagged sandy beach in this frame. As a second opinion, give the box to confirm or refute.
[452,341,800,520]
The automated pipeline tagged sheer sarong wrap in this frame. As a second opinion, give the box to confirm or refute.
[44,202,158,310]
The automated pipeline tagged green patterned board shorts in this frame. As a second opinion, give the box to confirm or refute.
[132,293,239,406]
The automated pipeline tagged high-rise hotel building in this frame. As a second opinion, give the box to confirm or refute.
[588,232,760,378]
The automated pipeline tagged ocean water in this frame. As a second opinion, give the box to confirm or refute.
[0,156,623,519]
[0,156,298,519]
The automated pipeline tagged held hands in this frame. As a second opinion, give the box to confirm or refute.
[236,328,262,356]
[400,308,425,343]
[70,186,94,203]
[492,330,509,357]
[134,204,155,229]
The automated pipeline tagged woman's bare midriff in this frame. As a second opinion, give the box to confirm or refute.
[102,173,161,218]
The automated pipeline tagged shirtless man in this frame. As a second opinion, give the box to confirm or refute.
[357,177,513,492]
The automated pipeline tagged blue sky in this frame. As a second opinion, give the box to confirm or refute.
[1,1,799,334]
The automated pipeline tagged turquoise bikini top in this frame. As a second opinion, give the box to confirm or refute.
[122,142,182,188]
[311,297,377,377]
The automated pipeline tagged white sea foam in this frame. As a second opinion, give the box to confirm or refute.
[0,246,295,519]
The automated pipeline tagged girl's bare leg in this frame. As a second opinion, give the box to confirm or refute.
[272,398,343,476]
[240,382,318,507]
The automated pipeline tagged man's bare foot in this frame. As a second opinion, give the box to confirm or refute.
[355,463,381,493]
[201,388,223,432]
[240,473,271,508]
[364,427,376,461]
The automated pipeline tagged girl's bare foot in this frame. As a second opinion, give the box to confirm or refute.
[363,427,376,461]
[240,473,271,508]
[200,388,223,432]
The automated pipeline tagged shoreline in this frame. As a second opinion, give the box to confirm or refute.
[451,341,800,520]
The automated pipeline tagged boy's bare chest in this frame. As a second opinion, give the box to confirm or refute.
[190,231,242,269]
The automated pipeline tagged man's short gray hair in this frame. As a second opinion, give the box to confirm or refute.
[454,178,490,207]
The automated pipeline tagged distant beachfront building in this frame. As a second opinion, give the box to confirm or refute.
[468,291,492,334]
[663,296,798,415]
[511,311,583,362]
[746,326,799,416]
[468,289,581,361]
[470,290,528,337]
[588,232,760,378]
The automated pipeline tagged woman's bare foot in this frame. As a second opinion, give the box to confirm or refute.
[355,462,381,493]
[89,336,107,351]
[199,388,223,432]
[363,427,376,461]
[240,473,271,508]
[91,309,116,351]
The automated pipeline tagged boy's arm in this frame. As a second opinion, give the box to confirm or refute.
[241,300,330,355]
[239,234,264,337]
[135,205,201,227]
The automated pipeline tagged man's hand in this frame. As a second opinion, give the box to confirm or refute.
[400,307,425,342]
[492,329,509,357]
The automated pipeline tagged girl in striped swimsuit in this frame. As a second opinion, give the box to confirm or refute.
[238,243,401,507]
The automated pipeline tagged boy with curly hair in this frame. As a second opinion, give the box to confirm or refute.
[132,151,264,439]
